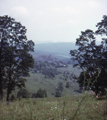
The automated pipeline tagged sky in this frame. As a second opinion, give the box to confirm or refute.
[0,0,107,44]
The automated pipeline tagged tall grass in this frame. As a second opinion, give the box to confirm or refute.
[0,68,107,120]
[0,95,106,120]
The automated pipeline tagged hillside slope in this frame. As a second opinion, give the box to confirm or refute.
[25,64,81,97]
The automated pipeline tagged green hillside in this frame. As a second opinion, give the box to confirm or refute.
[24,63,81,97]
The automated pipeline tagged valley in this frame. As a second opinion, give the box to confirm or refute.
[22,42,81,97]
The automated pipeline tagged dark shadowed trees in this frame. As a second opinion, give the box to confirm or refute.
[70,15,107,95]
[55,82,63,97]
[0,15,34,101]
[0,16,10,100]
[36,89,47,98]
[17,88,30,98]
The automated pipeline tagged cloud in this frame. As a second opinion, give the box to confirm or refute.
[88,1,100,8]
[63,6,80,14]
[10,6,29,18]
[0,0,106,44]
[51,6,80,14]
[66,20,79,26]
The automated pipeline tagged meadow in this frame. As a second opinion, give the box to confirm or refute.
[0,93,107,120]
[1,64,107,120]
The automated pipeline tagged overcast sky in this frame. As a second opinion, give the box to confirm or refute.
[0,0,107,44]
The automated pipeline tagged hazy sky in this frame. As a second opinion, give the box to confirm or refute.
[0,0,107,44]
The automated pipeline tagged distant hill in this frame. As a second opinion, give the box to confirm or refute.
[34,42,76,55]
[32,42,77,63]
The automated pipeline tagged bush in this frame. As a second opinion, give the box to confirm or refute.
[55,89,62,97]
[10,94,16,101]
[36,89,47,98]
[55,82,64,97]
[17,89,30,98]
[65,82,71,88]
[31,93,37,98]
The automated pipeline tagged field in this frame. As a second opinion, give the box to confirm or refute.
[0,94,107,120]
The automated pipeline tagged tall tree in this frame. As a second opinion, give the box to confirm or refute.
[70,15,107,95]
[0,15,34,101]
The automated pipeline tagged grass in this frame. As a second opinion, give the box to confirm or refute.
[0,94,107,120]
[1,65,106,119]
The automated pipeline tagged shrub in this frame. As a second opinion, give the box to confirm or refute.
[55,89,62,97]
[55,82,64,97]
[31,93,37,98]
[36,89,48,98]
[65,82,71,88]
[17,89,30,98]
[10,94,16,101]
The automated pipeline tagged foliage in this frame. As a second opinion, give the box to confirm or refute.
[55,90,62,97]
[65,82,71,88]
[31,93,37,98]
[0,15,34,101]
[33,61,59,79]
[10,94,16,101]
[36,89,47,98]
[55,82,64,97]
[31,89,48,98]
[17,88,30,98]
[70,15,107,95]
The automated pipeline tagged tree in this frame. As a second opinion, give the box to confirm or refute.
[70,15,107,95]
[66,82,71,88]
[55,89,62,97]
[43,89,48,97]
[95,15,107,94]
[36,89,47,98]
[0,15,34,101]
[0,16,10,100]
[55,82,63,97]
[31,92,37,98]
[17,89,30,98]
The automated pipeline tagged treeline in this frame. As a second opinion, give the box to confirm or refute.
[32,61,75,80]
[32,61,61,78]
[17,88,47,98]
[9,88,48,101]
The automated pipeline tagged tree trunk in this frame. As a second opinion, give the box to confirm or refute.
[6,88,10,101]
[0,52,3,100]
[6,74,11,101]
[0,33,3,100]
[0,77,3,100]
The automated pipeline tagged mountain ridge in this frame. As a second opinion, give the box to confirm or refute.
[32,42,77,61]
